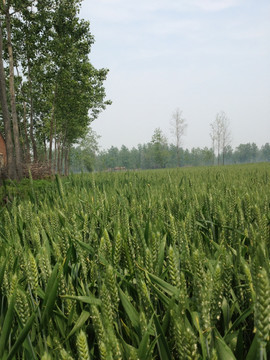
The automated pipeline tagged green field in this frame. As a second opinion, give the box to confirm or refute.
[0,164,270,359]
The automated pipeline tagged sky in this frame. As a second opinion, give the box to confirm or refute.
[80,0,270,151]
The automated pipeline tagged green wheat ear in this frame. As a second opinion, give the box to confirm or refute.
[210,263,223,325]
[105,265,119,308]
[113,231,122,267]
[16,289,30,326]
[100,282,114,325]
[91,305,105,344]
[99,341,113,360]
[60,348,74,360]
[255,267,270,347]
[168,245,181,288]
[25,250,39,296]
[128,346,139,360]
[41,353,52,360]
[77,330,90,360]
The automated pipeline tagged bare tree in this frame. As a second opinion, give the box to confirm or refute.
[170,108,187,167]
[210,111,231,165]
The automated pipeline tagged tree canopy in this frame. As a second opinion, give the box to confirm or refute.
[0,0,110,179]
[87,141,269,172]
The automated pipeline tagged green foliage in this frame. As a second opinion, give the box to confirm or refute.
[94,142,270,171]
[0,163,269,358]
[69,129,100,173]
[0,0,110,171]
[150,127,169,168]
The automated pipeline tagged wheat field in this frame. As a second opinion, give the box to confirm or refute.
[0,164,269,359]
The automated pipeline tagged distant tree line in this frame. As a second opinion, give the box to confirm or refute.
[93,142,270,171]
[69,128,270,172]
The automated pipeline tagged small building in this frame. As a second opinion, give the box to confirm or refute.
[0,133,7,168]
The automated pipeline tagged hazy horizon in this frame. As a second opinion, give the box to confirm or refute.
[80,0,270,151]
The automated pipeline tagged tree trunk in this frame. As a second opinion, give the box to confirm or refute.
[54,137,57,174]
[49,98,55,174]
[23,101,31,162]
[60,143,64,175]
[53,117,57,174]
[176,146,180,167]
[0,20,16,178]
[64,146,69,176]
[60,130,67,175]
[5,8,22,179]
[43,135,47,161]
[28,63,37,162]
[20,122,26,162]
[57,141,61,174]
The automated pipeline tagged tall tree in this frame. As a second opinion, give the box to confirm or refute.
[50,0,110,174]
[0,0,110,178]
[118,145,130,168]
[0,19,16,178]
[170,108,187,167]
[234,143,258,163]
[0,0,26,178]
[151,128,168,168]
[210,111,231,165]
[260,143,270,162]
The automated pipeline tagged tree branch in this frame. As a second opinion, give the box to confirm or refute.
[10,0,36,16]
